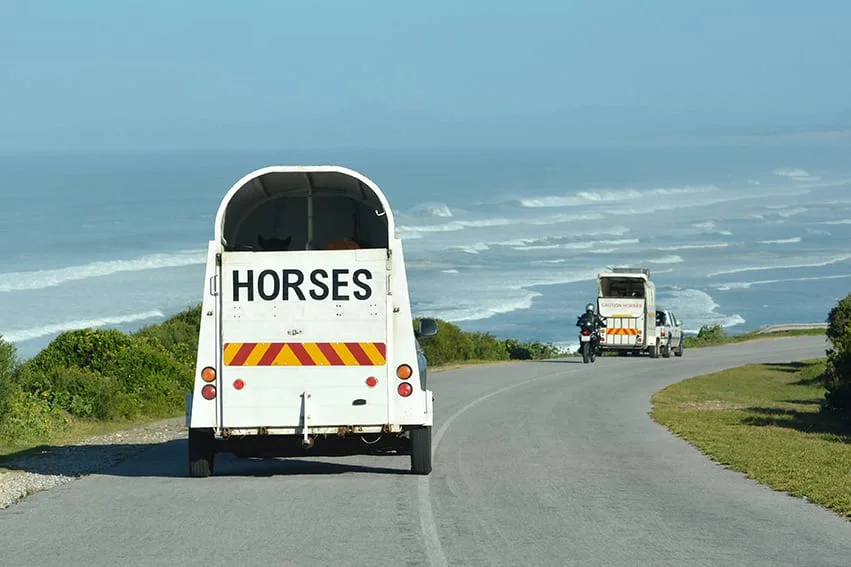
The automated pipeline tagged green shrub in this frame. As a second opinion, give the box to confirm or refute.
[25,328,134,375]
[19,328,193,422]
[133,304,201,364]
[683,324,728,347]
[414,318,565,365]
[96,335,192,417]
[822,294,851,411]
[0,390,69,442]
[504,338,564,360]
[0,335,22,431]
[17,365,129,421]
[470,332,511,361]
[414,318,476,365]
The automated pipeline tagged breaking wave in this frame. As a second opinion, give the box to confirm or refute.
[519,185,717,208]
[2,310,165,343]
[706,254,851,278]
[0,250,207,293]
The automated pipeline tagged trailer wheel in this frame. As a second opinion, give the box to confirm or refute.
[410,426,432,475]
[188,428,215,478]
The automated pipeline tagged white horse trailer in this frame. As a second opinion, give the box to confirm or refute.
[185,166,438,477]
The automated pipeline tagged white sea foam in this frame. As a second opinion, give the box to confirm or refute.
[706,254,851,278]
[412,202,454,217]
[396,212,601,237]
[759,237,801,244]
[656,243,730,251]
[0,250,207,293]
[773,168,819,181]
[712,273,851,291]
[647,254,684,264]
[2,310,165,343]
[518,185,716,208]
[662,289,745,333]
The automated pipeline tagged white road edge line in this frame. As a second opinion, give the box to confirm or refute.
[417,365,580,567]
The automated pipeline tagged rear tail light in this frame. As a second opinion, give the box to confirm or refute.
[661,329,666,337]
[201,366,216,382]
[396,364,412,380]
[201,384,217,400]
[398,382,413,397]
[581,330,591,336]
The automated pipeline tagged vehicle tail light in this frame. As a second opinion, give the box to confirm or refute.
[201,384,217,400]
[396,364,412,380]
[661,329,666,337]
[201,366,216,382]
[581,330,591,336]
[398,382,413,397]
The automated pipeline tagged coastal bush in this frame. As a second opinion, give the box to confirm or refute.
[414,318,478,365]
[683,324,727,347]
[18,326,193,421]
[133,304,201,364]
[414,318,565,365]
[18,365,127,421]
[0,335,22,433]
[821,294,851,411]
[504,338,564,360]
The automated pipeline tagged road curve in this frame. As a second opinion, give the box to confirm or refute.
[1,336,849,567]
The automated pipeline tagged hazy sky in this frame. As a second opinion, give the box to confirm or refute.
[1,0,849,149]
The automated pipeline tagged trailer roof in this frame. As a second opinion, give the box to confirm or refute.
[213,166,395,246]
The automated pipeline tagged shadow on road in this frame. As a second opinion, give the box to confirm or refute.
[0,438,412,479]
[741,406,851,443]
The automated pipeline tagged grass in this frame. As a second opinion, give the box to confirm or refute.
[650,358,851,519]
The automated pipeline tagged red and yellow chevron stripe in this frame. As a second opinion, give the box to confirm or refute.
[223,342,386,367]
[606,328,638,335]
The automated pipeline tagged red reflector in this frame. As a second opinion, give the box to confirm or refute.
[366,376,378,387]
[398,382,413,397]
[201,384,217,400]
[233,379,245,390]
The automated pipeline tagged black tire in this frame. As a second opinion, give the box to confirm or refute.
[581,342,591,363]
[188,428,215,478]
[649,345,659,358]
[662,344,671,358]
[411,426,432,475]
[675,342,684,357]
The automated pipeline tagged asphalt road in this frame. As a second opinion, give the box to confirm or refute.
[2,336,849,567]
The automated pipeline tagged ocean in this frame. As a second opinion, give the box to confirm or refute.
[2,141,850,360]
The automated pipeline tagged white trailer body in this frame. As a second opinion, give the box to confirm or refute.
[186,166,438,477]
[595,268,659,357]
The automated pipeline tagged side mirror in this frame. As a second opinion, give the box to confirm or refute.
[416,318,439,338]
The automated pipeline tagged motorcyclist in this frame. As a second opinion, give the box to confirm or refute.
[576,303,606,331]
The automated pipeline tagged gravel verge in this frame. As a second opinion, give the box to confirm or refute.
[0,417,186,510]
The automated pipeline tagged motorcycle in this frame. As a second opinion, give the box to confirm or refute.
[578,318,604,364]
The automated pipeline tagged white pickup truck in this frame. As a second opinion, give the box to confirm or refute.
[655,309,684,358]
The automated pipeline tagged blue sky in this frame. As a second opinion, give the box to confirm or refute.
[1,0,850,149]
